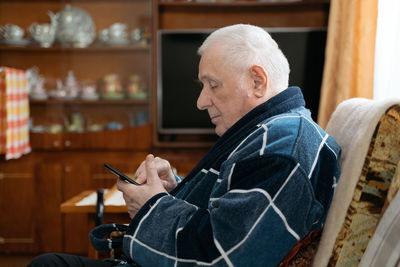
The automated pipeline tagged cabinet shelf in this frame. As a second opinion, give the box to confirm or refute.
[0,0,149,3]
[0,44,150,52]
[158,0,330,7]
[30,123,152,151]
[30,98,149,105]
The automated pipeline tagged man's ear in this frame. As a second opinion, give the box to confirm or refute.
[249,65,268,98]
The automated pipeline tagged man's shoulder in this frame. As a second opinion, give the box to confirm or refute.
[263,108,329,141]
[227,108,337,163]
[226,110,306,159]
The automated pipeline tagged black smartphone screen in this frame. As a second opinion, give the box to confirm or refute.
[104,163,140,185]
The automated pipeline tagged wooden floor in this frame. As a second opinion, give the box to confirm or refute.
[0,255,36,267]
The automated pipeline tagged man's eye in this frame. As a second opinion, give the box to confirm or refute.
[209,81,218,89]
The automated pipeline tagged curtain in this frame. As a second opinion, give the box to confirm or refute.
[373,0,400,100]
[317,0,378,129]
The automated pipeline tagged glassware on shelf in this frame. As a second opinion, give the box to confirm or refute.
[127,74,147,99]
[130,28,146,45]
[106,121,123,130]
[136,110,148,126]
[63,70,80,99]
[129,110,148,127]
[29,118,46,133]
[64,112,85,133]
[101,74,124,99]
[97,29,109,44]
[87,123,103,132]
[48,70,80,99]
[0,24,29,46]
[49,4,96,48]
[30,75,48,100]
[27,67,48,100]
[107,23,129,45]
[48,123,63,134]
[29,11,57,48]
[80,80,99,100]
[29,22,56,48]
[97,23,129,46]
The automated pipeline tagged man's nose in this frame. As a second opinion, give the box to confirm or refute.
[197,88,211,110]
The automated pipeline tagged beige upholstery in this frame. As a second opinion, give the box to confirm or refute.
[313,98,400,266]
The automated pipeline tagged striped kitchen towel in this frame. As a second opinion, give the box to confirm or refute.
[0,67,31,159]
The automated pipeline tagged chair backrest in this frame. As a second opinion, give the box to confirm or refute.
[313,98,400,266]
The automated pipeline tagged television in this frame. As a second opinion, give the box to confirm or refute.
[157,28,327,135]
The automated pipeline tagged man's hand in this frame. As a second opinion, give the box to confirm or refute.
[117,154,167,219]
[135,155,178,192]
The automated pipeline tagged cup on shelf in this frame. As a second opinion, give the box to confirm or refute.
[98,29,109,44]
[81,80,99,100]
[2,24,24,41]
[1,24,28,45]
[107,23,129,45]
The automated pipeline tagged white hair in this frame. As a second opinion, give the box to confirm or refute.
[198,24,290,93]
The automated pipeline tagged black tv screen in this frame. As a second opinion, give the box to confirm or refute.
[158,28,327,134]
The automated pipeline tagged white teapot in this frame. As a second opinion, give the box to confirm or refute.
[49,4,95,47]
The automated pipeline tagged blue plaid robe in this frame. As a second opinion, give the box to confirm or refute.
[122,87,341,267]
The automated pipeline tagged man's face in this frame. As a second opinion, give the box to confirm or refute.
[197,44,253,136]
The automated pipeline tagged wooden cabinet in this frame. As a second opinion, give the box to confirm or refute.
[60,152,148,255]
[0,0,152,255]
[0,0,152,152]
[34,162,63,253]
[0,150,151,255]
[0,156,35,254]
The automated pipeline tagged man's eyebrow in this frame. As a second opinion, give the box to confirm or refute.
[198,75,217,83]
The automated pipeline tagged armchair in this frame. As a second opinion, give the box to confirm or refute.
[314,98,400,266]
[282,98,400,266]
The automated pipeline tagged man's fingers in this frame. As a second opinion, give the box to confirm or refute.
[135,175,146,184]
[117,176,135,192]
[116,177,126,191]
[135,169,147,184]
[145,154,159,184]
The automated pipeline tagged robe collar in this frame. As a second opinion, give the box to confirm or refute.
[171,86,306,193]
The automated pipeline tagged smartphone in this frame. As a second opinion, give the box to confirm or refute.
[104,163,140,185]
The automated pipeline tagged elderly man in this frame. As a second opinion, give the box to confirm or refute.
[29,24,340,267]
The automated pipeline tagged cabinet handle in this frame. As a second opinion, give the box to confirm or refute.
[65,140,71,147]
[0,236,33,244]
[53,140,60,147]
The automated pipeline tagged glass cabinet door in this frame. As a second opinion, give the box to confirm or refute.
[0,0,152,151]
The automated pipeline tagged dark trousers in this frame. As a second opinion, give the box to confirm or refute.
[27,253,115,267]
